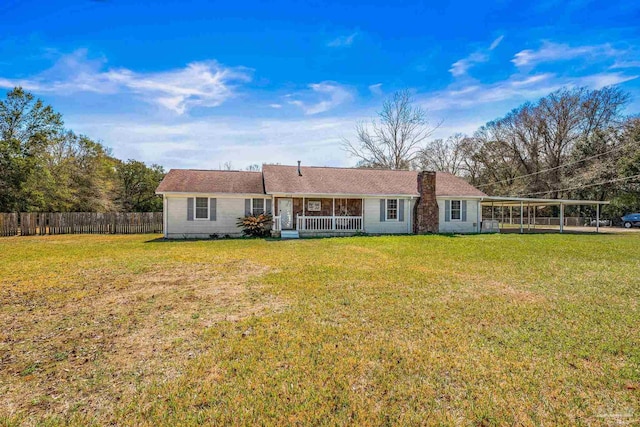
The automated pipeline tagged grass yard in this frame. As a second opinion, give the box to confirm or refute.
[1,233,639,426]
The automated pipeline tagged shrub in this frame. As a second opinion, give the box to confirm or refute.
[237,214,273,237]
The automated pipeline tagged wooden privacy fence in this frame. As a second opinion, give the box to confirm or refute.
[0,212,162,236]
[0,213,18,237]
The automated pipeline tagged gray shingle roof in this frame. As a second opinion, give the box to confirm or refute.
[156,169,265,194]
[262,165,420,196]
[156,166,487,198]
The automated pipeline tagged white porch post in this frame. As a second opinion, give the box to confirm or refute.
[332,198,336,230]
[520,201,524,234]
[510,206,513,225]
[560,203,564,234]
[362,198,366,233]
[302,197,305,230]
[596,204,600,233]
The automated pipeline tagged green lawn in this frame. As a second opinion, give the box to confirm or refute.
[1,233,639,426]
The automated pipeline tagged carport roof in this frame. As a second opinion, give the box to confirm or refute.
[479,196,610,207]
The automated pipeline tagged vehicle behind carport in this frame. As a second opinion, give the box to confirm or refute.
[621,213,640,228]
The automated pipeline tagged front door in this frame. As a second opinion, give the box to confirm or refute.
[279,198,293,229]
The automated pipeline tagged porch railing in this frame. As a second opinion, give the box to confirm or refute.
[296,216,363,231]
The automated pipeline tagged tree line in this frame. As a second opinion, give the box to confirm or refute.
[344,88,640,218]
[0,88,165,213]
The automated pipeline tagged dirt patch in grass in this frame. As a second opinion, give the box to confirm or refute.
[0,260,284,424]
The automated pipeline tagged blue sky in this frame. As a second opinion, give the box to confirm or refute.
[1,0,639,169]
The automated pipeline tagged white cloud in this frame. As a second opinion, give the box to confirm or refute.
[449,52,488,77]
[327,32,358,48]
[512,41,620,68]
[610,60,640,69]
[422,71,637,112]
[0,49,251,114]
[489,35,504,51]
[67,114,360,169]
[449,36,506,77]
[368,83,383,96]
[288,81,353,115]
[269,103,282,108]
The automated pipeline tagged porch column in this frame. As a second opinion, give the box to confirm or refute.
[596,204,600,233]
[560,203,564,234]
[302,197,305,230]
[332,198,336,230]
[520,201,524,234]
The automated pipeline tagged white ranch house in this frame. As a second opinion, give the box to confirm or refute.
[155,163,608,238]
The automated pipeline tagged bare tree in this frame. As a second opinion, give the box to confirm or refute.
[342,90,439,169]
[245,164,261,171]
[220,161,233,170]
[418,133,469,175]
[468,86,629,198]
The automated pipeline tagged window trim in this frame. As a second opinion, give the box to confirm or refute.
[252,198,266,216]
[385,198,399,221]
[450,199,462,222]
[194,197,209,220]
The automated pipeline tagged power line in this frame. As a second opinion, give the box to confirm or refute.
[476,143,628,189]
[514,174,640,197]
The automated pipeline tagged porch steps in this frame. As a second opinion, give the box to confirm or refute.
[281,230,300,239]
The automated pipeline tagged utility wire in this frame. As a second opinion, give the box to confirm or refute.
[514,174,640,197]
[476,143,628,189]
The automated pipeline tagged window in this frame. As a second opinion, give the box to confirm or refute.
[307,200,321,211]
[386,199,398,220]
[450,200,461,221]
[252,198,265,216]
[195,197,209,219]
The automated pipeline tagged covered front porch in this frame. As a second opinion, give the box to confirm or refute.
[272,197,363,233]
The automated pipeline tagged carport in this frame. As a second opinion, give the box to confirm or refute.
[478,196,610,234]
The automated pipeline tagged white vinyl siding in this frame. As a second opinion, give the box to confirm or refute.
[364,198,413,234]
[166,195,263,238]
[438,198,479,233]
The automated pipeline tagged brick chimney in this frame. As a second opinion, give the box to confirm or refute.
[414,171,438,233]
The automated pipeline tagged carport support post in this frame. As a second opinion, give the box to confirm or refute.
[520,201,524,234]
[560,203,564,234]
[532,205,536,229]
[596,204,600,233]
